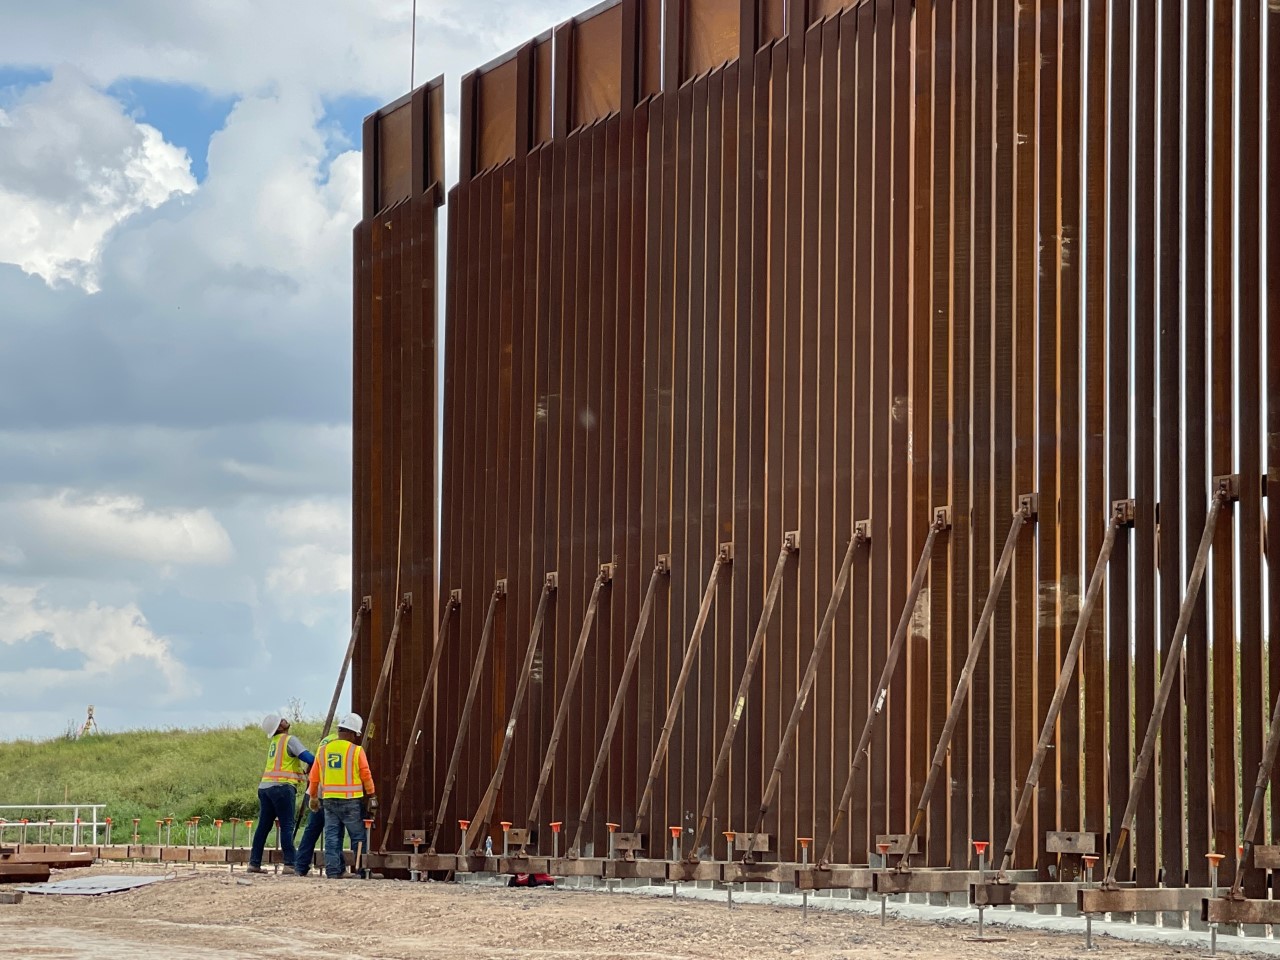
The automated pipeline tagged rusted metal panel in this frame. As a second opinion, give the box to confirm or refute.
[687,0,740,77]
[574,5,624,127]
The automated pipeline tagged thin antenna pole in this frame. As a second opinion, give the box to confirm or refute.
[410,0,417,90]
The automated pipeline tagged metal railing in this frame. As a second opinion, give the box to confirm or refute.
[0,804,107,845]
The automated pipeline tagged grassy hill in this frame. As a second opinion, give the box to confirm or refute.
[0,722,325,845]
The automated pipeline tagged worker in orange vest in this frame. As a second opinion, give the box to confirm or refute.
[307,713,377,878]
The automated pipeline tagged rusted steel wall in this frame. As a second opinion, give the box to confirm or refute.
[352,79,445,833]
[359,0,1277,878]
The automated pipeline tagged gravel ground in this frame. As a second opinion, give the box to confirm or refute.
[0,865,1249,959]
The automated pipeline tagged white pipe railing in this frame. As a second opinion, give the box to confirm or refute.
[0,804,106,846]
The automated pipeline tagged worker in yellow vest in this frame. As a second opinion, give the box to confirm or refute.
[249,712,314,873]
[307,713,376,878]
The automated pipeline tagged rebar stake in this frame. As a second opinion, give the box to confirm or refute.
[457,819,470,857]
[1207,852,1224,956]
[966,842,1004,942]
[799,839,812,920]
[1082,855,1098,950]
[670,827,681,900]
[551,821,562,859]
[605,823,620,893]
[724,831,736,910]
[877,842,891,926]
[215,820,223,847]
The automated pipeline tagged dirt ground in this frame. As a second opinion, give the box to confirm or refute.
[0,865,1240,960]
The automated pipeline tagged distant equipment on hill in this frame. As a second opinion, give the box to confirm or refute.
[76,706,98,739]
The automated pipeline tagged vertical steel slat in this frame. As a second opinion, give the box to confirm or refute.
[1208,0,1238,867]
[1104,483,1232,886]
[427,584,504,853]
[381,596,460,850]
[990,0,1017,852]
[1131,0,1159,889]
[901,500,1035,861]
[569,560,669,855]
[689,535,798,857]
[1267,0,1280,851]
[1104,0,1133,883]
[819,513,948,866]
[1235,0,1264,900]
[1080,0,1108,846]
[1156,0,1186,896]
[464,580,556,852]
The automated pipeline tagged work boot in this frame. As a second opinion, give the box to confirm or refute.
[294,868,308,877]
[246,865,266,874]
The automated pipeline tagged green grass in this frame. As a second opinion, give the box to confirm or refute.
[0,722,324,845]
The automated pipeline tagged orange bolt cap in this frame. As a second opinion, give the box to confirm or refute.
[500,821,512,831]
[972,840,989,857]
[722,830,736,840]
[798,837,813,848]
[669,826,681,839]
[1206,852,1226,865]
[606,823,620,832]
[458,820,470,830]
[876,843,891,855]
[550,821,563,833]
[1082,855,1099,868]
[364,819,374,829]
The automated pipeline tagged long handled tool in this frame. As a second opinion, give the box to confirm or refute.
[817,507,951,867]
[293,598,371,838]
[1103,476,1238,889]
[462,574,558,854]
[686,532,800,860]
[1227,646,1280,900]
[896,494,1038,866]
[995,500,1134,878]
[568,556,670,857]
[426,580,506,853]
[379,591,461,852]
[746,522,870,857]
[631,543,733,846]
[361,593,413,750]
[522,566,613,841]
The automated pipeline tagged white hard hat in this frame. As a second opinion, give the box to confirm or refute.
[260,713,284,738]
[338,712,363,737]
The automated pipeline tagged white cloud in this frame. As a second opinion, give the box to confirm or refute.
[0,69,195,290]
[265,498,351,618]
[0,584,191,696]
[23,491,233,567]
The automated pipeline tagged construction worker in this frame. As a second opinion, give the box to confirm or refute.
[293,729,343,877]
[249,712,313,874]
[308,712,377,879]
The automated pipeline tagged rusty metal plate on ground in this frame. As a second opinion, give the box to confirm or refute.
[21,875,169,896]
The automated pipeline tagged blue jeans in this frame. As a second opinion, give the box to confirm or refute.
[295,807,342,875]
[250,783,297,868]
[323,798,368,878]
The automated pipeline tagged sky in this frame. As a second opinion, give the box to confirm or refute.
[0,0,584,740]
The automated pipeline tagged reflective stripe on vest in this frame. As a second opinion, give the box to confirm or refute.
[261,731,305,785]
[319,740,365,799]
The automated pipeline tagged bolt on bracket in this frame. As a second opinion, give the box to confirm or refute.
[783,530,801,552]
[1214,473,1242,502]
[599,562,616,582]
[1112,499,1137,526]
[449,588,463,606]
[545,571,559,591]
[934,506,953,530]
[402,592,414,608]
[361,596,373,611]
[854,519,872,543]
[657,554,672,575]
[718,542,734,563]
[1017,492,1040,521]
[495,579,509,598]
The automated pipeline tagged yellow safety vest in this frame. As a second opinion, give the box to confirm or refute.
[261,732,305,786]
[320,739,366,799]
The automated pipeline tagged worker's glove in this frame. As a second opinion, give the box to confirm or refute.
[365,796,379,816]
[309,796,321,813]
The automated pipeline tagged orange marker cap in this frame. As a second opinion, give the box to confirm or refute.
[500,821,512,831]
[669,826,681,839]
[972,840,989,857]
[550,821,563,833]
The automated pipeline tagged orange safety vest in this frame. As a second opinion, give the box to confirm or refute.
[319,739,366,799]
[261,732,305,786]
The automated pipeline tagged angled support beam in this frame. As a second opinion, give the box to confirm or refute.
[747,524,871,855]
[523,565,615,839]
[294,597,370,838]
[996,500,1134,876]
[463,575,558,854]
[426,580,506,853]
[898,494,1039,865]
[380,591,461,851]
[1103,477,1238,888]
[818,506,952,866]
[362,592,413,749]
[569,556,672,857]
[687,531,800,859]
[632,543,733,844]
